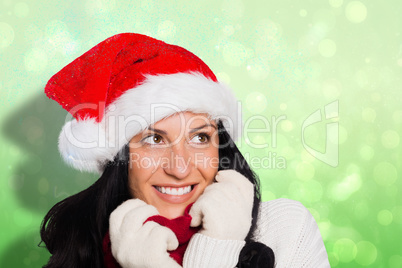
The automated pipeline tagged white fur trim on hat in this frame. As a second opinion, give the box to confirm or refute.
[58,72,242,173]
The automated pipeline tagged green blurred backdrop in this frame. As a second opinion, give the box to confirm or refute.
[1,0,401,267]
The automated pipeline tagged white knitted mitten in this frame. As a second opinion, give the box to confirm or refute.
[189,169,254,241]
[109,199,181,268]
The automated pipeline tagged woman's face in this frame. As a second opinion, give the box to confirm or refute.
[128,112,219,219]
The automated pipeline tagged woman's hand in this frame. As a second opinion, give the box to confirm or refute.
[189,169,254,241]
[109,199,181,268]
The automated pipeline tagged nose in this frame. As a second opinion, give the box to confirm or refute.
[163,142,192,180]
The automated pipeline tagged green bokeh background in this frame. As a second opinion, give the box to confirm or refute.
[1,0,401,267]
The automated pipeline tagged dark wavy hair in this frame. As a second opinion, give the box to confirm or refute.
[40,121,275,267]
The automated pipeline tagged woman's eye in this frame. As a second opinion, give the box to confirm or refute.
[191,133,210,144]
[142,134,163,145]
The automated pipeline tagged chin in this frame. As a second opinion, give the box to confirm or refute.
[158,203,191,219]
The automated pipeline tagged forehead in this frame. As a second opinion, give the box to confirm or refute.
[151,112,216,128]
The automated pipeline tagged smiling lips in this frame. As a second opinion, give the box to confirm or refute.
[155,185,193,196]
[153,184,197,204]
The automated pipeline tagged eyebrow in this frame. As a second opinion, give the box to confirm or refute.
[147,123,217,135]
[189,123,217,133]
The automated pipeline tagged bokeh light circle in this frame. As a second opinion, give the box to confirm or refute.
[246,57,270,80]
[355,241,377,266]
[377,210,393,226]
[327,252,339,267]
[281,120,293,132]
[313,9,336,30]
[223,42,247,66]
[333,238,357,263]
[157,20,176,39]
[329,0,343,8]
[295,161,315,181]
[345,1,367,23]
[381,130,400,149]
[373,162,398,186]
[359,145,374,161]
[0,22,15,50]
[255,20,281,59]
[223,25,235,36]
[24,48,48,73]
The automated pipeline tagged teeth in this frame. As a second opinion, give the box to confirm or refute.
[183,186,191,194]
[156,186,192,196]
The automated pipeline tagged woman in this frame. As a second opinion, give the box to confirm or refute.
[40,33,330,267]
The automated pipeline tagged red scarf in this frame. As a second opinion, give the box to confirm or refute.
[103,204,199,267]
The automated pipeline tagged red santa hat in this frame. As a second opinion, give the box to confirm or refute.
[45,33,241,173]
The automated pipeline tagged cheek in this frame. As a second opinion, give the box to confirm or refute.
[196,148,219,183]
[129,149,164,175]
[127,169,143,199]
[127,152,159,198]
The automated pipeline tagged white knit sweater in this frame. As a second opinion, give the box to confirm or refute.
[183,198,331,268]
